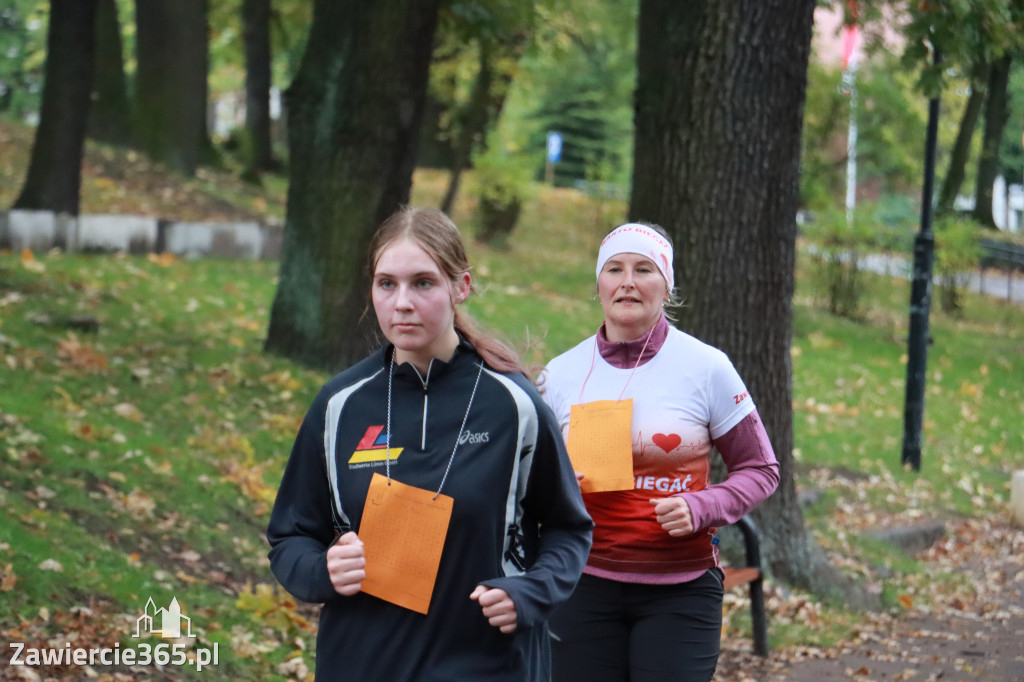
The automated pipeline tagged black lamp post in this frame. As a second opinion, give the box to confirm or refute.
[901,44,942,472]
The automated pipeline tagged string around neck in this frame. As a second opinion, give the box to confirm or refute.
[577,322,657,406]
[385,348,485,499]
[617,324,656,400]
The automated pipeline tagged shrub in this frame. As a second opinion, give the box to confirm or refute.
[470,149,533,248]
[934,215,982,315]
[801,206,881,319]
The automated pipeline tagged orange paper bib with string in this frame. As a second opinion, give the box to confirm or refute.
[567,399,635,493]
[357,354,483,613]
[359,473,454,614]
[565,322,656,493]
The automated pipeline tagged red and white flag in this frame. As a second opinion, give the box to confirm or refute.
[841,23,861,71]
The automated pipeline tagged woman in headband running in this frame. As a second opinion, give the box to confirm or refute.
[540,221,779,682]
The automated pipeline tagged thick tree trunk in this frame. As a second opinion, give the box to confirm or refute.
[973,55,1011,229]
[630,0,876,607]
[242,0,277,176]
[88,0,131,147]
[936,62,989,217]
[134,0,211,176]
[264,0,442,370]
[13,0,98,215]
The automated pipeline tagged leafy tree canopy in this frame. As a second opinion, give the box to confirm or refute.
[0,0,48,118]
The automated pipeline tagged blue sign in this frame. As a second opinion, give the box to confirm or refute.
[546,132,563,163]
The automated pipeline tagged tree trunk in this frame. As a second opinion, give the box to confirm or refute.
[439,33,526,215]
[630,0,876,607]
[936,62,989,217]
[973,55,1011,229]
[264,0,442,370]
[242,0,277,177]
[134,0,211,176]
[440,42,495,215]
[88,0,131,147]
[13,0,98,215]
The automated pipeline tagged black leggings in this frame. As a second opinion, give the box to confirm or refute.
[549,570,724,682]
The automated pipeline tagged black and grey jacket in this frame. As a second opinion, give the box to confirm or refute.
[267,339,592,682]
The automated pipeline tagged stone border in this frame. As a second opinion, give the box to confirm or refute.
[0,210,282,260]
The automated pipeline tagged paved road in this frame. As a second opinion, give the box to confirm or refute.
[862,253,1024,305]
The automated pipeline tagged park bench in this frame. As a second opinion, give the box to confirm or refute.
[721,514,769,657]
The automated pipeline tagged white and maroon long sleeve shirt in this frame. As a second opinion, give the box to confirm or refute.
[541,315,778,584]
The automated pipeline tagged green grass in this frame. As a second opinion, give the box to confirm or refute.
[791,274,1023,516]
[1,170,1022,674]
[0,254,321,679]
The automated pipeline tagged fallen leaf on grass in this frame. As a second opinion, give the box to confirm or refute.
[144,457,173,475]
[113,402,143,423]
[21,249,45,272]
[31,485,56,500]
[230,624,280,658]
[236,581,314,633]
[176,570,202,584]
[50,387,85,416]
[56,333,108,372]
[276,654,311,680]
[147,253,176,267]
[261,370,302,391]
[108,488,156,520]
[235,316,261,332]
[177,549,201,563]
[1,562,17,591]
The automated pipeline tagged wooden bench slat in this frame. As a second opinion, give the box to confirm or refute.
[722,566,760,591]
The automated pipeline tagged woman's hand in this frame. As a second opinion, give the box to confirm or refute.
[575,471,585,488]
[649,496,694,537]
[326,531,366,596]
[469,585,518,634]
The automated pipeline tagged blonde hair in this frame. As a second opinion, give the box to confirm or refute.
[638,221,683,316]
[368,206,527,375]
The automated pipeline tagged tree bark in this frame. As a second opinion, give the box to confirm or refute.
[88,0,131,147]
[134,0,211,176]
[242,0,277,177]
[936,62,989,217]
[973,55,1011,229]
[13,0,98,215]
[630,0,876,607]
[264,0,442,370]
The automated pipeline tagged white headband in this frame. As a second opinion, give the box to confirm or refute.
[596,223,674,290]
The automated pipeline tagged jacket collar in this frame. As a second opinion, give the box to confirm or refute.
[596,314,668,369]
[382,335,479,384]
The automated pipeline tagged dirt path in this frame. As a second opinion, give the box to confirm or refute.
[715,521,1024,681]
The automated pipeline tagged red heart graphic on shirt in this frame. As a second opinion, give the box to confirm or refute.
[652,433,681,453]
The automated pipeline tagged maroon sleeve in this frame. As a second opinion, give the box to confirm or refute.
[680,410,780,530]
